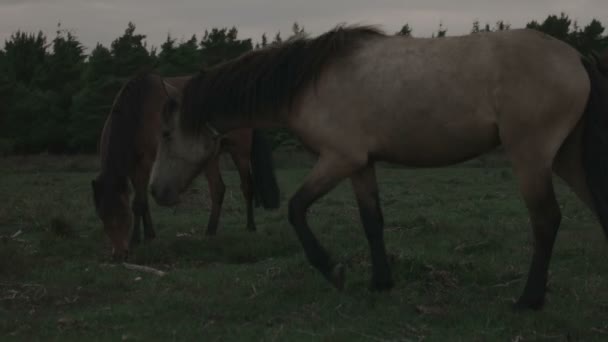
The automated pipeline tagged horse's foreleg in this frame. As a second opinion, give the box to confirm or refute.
[129,202,142,247]
[513,163,561,310]
[142,203,155,241]
[350,164,393,291]
[231,151,256,232]
[288,154,360,290]
[132,171,155,244]
[204,156,225,236]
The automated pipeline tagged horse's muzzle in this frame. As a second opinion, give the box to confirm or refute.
[150,185,180,207]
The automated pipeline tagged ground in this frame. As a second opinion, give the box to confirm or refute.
[1,154,607,341]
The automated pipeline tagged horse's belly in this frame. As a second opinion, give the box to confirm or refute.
[374,121,500,167]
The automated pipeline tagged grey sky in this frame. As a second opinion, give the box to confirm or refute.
[0,0,606,53]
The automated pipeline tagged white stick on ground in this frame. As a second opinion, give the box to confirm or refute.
[122,263,167,277]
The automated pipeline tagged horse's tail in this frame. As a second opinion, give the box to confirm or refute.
[250,129,281,209]
[581,57,608,237]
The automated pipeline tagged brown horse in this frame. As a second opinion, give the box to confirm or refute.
[149,26,608,310]
[92,72,280,259]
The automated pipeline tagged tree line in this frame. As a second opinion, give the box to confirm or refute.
[0,14,606,154]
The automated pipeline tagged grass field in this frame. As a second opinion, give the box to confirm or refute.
[1,154,608,341]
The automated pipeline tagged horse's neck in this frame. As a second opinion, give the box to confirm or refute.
[213,114,285,133]
[166,75,194,91]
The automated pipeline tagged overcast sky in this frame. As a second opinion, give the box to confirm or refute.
[0,0,606,53]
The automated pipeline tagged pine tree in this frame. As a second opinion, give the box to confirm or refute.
[69,43,122,152]
[272,32,283,45]
[111,22,152,77]
[200,27,253,67]
[261,33,268,47]
[471,20,481,34]
[397,23,413,37]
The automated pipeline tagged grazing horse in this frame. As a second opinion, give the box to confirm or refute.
[92,72,280,259]
[149,26,608,310]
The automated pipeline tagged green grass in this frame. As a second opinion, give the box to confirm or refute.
[1,155,607,341]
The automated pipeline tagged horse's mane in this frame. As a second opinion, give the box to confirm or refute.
[97,72,157,206]
[180,24,385,135]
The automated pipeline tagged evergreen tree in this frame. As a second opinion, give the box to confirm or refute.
[526,13,571,42]
[69,43,121,152]
[272,32,283,45]
[291,22,305,38]
[397,23,413,37]
[2,31,47,85]
[494,21,510,31]
[200,27,253,67]
[173,35,200,74]
[157,34,179,75]
[433,22,447,38]
[111,22,152,77]
[471,20,481,33]
[576,19,607,54]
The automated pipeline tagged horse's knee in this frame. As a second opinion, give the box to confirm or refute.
[288,193,309,226]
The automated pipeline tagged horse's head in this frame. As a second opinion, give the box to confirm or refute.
[150,80,221,206]
[92,175,132,260]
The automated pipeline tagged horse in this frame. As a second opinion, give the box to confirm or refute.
[92,72,280,260]
[148,25,608,310]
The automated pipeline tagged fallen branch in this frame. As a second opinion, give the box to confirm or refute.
[491,277,522,288]
[122,263,167,277]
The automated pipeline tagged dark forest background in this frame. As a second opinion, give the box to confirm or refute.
[0,13,606,154]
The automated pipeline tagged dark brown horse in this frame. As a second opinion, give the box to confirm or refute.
[150,26,608,310]
[92,72,280,259]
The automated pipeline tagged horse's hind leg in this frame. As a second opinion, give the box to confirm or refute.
[552,122,595,211]
[230,149,256,232]
[351,164,393,290]
[203,155,225,236]
[508,154,562,310]
[288,153,362,290]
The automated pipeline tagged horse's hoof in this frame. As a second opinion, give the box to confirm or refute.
[246,225,257,232]
[329,263,346,291]
[512,297,545,311]
[205,230,217,237]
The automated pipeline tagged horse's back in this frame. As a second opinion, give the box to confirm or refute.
[292,29,589,167]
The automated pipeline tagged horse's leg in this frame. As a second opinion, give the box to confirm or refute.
[204,155,225,236]
[142,203,155,241]
[129,196,142,247]
[553,122,595,211]
[289,154,360,290]
[230,150,256,232]
[510,157,562,310]
[132,170,155,244]
[350,164,393,291]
